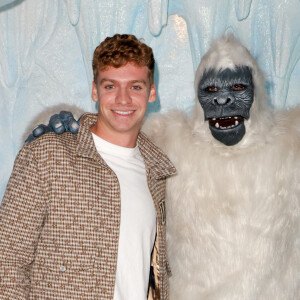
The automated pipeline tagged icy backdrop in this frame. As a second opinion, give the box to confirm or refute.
[0,0,300,200]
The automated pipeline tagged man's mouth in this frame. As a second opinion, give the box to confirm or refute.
[113,110,134,115]
[209,116,244,129]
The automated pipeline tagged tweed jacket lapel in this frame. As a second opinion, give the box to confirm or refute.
[137,132,176,179]
[76,113,108,167]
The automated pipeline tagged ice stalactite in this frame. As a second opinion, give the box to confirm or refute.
[270,1,300,107]
[0,15,18,88]
[148,0,168,35]
[235,0,252,21]
[0,0,19,8]
[64,0,81,26]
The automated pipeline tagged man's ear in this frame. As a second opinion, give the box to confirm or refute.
[148,83,157,103]
[91,81,99,102]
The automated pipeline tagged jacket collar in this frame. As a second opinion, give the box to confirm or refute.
[76,113,108,168]
[76,113,176,179]
[137,131,176,179]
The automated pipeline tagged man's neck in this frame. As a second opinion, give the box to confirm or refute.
[90,124,138,148]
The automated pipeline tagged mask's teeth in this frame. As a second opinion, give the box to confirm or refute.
[215,122,220,128]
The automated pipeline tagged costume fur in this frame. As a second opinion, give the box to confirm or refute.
[143,35,300,299]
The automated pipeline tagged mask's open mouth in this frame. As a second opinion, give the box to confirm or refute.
[209,116,244,129]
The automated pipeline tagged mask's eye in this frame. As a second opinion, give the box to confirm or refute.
[204,86,218,92]
[231,84,246,91]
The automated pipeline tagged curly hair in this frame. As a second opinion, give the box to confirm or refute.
[92,34,155,84]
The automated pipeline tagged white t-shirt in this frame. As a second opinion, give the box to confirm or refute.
[92,133,156,300]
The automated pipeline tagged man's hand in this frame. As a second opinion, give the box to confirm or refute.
[26,111,80,143]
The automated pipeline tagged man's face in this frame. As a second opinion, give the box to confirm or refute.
[91,62,156,146]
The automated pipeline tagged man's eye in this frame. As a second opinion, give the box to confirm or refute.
[204,86,218,92]
[231,84,246,91]
[132,85,142,90]
[105,84,114,89]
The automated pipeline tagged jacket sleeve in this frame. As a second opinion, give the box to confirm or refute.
[0,146,47,299]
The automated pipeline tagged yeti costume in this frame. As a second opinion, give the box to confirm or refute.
[143,35,300,299]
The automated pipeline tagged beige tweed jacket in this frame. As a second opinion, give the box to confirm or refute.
[0,113,176,299]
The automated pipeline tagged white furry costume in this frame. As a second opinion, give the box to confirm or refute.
[143,36,300,299]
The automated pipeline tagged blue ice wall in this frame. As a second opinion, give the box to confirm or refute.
[0,0,299,200]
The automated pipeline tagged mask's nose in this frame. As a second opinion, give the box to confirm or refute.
[213,94,233,105]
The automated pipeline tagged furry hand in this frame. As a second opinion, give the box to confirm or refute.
[25,111,80,143]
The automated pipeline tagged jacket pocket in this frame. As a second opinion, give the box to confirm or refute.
[33,246,96,273]
[30,247,98,296]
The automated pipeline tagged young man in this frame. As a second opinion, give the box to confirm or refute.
[0,34,176,300]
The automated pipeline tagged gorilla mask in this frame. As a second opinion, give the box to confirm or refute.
[197,66,254,146]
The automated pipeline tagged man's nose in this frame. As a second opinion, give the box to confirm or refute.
[116,88,132,104]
